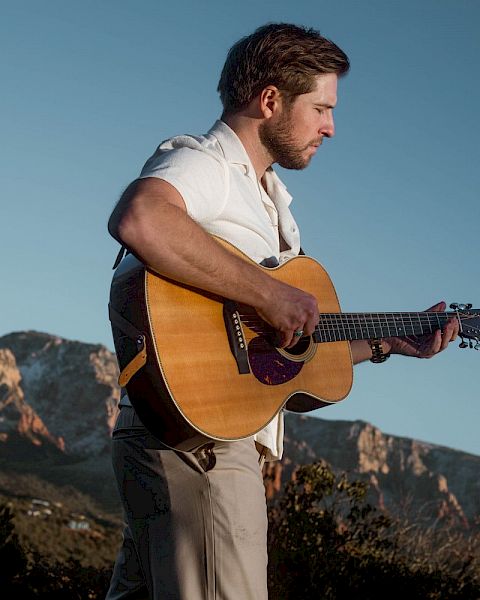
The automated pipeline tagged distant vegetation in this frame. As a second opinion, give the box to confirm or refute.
[0,502,110,598]
[1,463,479,598]
[0,468,120,597]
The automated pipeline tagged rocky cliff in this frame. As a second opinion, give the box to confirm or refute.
[0,331,119,457]
[264,415,479,527]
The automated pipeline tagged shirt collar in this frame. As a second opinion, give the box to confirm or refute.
[208,120,253,170]
[208,119,293,207]
[263,168,293,207]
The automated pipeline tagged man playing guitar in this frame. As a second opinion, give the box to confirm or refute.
[106,23,459,600]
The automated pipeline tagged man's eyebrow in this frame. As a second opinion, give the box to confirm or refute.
[314,102,336,109]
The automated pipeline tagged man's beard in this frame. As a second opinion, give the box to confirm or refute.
[259,112,320,170]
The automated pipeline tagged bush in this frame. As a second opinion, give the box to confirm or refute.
[267,461,480,599]
[16,558,112,599]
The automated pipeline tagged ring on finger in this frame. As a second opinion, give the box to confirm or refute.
[294,329,304,337]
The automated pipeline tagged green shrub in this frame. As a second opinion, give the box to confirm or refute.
[267,461,480,599]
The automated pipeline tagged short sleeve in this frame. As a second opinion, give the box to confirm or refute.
[139,147,228,223]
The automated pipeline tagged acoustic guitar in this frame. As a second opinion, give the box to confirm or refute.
[109,238,479,450]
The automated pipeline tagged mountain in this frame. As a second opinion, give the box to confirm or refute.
[266,416,479,528]
[0,331,120,516]
[0,331,118,457]
[0,330,479,529]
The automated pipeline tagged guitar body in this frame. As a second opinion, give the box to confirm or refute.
[110,239,353,450]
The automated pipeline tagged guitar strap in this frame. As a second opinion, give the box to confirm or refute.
[108,304,147,386]
[112,246,129,269]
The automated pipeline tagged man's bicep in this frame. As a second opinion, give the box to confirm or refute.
[108,177,186,244]
[134,177,187,211]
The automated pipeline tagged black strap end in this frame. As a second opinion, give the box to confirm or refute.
[112,246,127,270]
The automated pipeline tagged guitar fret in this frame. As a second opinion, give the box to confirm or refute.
[375,313,382,338]
[385,312,393,337]
[321,315,327,341]
[417,313,424,336]
[396,314,404,336]
[427,314,434,334]
[339,314,347,341]
[362,313,369,340]
[327,315,335,342]
[358,313,365,339]
[370,313,376,338]
[345,313,353,340]
[334,314,341,341]
[328,314,335,341]
[408,313,414,336]
[336,315,342,341]
[323,315,330,341]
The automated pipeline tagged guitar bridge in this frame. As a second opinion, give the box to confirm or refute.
[223,300,250,374]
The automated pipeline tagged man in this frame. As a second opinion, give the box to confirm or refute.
[106,23,459,600]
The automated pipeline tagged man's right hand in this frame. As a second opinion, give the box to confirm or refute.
[255,280,319,349]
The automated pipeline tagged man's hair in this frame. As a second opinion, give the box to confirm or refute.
[218,23,350,115]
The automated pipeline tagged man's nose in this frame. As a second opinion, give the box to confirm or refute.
[320,110,335,138]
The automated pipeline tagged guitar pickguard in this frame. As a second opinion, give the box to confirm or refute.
[247,336,304,385]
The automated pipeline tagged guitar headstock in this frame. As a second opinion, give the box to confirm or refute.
[450,303,480,350]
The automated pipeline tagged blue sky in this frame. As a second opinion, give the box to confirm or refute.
[2,0,479,455]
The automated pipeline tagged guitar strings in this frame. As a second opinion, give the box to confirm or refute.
[237,312,466,337]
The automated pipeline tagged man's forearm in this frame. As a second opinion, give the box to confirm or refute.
[350,339,392,365]
[109,178,319,347]
[114,193,276,308]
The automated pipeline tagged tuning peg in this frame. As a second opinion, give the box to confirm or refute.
[450,303,472,312]
[459,336,468,348]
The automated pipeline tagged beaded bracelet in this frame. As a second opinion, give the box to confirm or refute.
[368,338,391,363]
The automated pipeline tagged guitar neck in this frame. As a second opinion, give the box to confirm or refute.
[313,311,454,343]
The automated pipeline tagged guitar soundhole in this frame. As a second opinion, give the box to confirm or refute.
[282,336,311,356]
[248,336,304,386]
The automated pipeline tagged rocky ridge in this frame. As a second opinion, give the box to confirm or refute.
[265,416,479,527]
[0,331,119,457]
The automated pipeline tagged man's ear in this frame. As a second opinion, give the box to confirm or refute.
[259,85,283,119]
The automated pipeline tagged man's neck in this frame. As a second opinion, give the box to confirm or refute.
[222,113,273,181]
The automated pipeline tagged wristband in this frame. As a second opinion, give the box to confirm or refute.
[368,338,390,363]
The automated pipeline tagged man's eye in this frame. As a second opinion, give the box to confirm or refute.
[316,108,325,115]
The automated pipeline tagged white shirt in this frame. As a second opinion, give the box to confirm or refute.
[138,120,301,461]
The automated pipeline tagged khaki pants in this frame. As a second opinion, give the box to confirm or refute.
[106,406,268,600]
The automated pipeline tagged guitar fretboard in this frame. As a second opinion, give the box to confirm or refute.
[313,312,453,343]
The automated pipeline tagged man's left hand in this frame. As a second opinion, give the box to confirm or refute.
[384,301,460,358]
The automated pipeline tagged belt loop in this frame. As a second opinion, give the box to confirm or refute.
[194,442,216,472]
[257,444,268,469]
